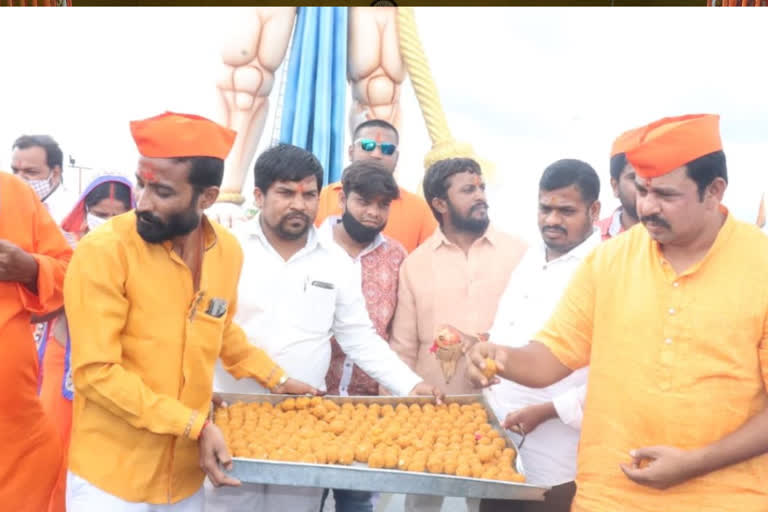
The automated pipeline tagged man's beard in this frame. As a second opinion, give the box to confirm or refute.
[448,200,490,234]
[273,212,312,241]
[342,210,384,244]
[135,205,201,244]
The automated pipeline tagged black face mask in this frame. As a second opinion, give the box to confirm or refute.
[341,211,383,244]
[135,206,200,244]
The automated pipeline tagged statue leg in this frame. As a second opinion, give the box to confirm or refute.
[216,7,296,205]
[347,6,405,134]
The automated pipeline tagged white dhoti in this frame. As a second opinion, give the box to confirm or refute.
[204,480,324,512]
[404,494,481,512]
[66,472,205,512]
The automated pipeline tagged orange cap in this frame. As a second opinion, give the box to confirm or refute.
[624,114,722,179]
[610,126,643,157]
[129,111,236,160]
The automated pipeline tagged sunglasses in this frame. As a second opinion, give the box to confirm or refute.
[356,138,397,156]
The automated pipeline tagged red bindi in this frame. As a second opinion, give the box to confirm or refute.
[140,169,157,183]
[296,183,305,194]
[473,175,482,187]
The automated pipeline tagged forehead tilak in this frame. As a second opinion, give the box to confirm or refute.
[139,168,157,183]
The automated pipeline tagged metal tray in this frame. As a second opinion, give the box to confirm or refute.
[215,393,549,501]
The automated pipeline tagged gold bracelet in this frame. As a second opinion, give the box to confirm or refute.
[183,410,198,438]
[271,374,289,393]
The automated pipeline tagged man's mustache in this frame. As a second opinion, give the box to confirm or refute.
[542,225,567,236]
[470,201,489,213]
[640,214,671,229]
[284,212,310,223]
[136,210,163,226]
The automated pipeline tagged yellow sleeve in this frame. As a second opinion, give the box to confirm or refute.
[534,255,596,370]
[65,236,204,440]
[219,293,285,389]
[760,310,768,392]
[17,186,72,314]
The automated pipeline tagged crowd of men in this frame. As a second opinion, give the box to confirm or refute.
[2,110,767,512]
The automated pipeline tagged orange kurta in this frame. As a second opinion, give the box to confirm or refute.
[40,323,71,512]
[536,213,768,512]
[0,173,72,512]
[64,212,285,504]
[315,182,437,253]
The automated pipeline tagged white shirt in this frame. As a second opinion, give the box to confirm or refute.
[317,216,387,396]
[484,228,601,486]
[45,182,78,224]
[608,207,624,238]
[213,215,421,397]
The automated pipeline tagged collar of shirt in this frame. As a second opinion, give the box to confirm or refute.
[44,182,79,224]
[651,205,735,280]
[244,212,330,262]
[317,215,386,262]
[537,227,602,269]
[160,215,218,253]
[429,224,501,251]
[608,207,624,237]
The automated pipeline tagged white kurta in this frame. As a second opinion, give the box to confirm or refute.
[484,229,601,486]
[209,216,420,512]
[213,215,421,397]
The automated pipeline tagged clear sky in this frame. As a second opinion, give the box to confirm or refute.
[0,7,765,242]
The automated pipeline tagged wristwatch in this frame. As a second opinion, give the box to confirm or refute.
[271,374,289,392]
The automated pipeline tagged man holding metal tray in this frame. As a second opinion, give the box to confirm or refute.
[64,113,318,512]
[207,143,441,512]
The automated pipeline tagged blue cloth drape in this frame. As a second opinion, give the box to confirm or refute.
[279,6,348,186]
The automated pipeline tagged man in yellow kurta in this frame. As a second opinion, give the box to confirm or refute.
[64,112,317,512]
[468,114,768,512]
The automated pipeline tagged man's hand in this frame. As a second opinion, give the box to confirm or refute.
[0,240,39,290]
[198,422,241,488]
[460,331,490,354]
[272,377,323,396]
[211,393,227,408]
[465,342,507,387]
[408,381,444,405]
[502,402,557,436]
[620,445,700,490]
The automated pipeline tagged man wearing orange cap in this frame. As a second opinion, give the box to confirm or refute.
[467,114,768,511]
[596,127,641,240]
[0,172,72,512]
[64,112,317,512]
